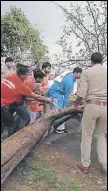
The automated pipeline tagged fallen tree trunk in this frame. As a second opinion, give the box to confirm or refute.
[46,114,75,135]
[53,114,73,129]
[1,107,82,185]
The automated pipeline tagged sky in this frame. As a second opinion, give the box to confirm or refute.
[1,1,77,55]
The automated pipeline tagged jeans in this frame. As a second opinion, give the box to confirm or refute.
[1,102,30,136]
[1,105,17,136]
[10,102,30,130]
[29,111,42,124]
[45,98,59,111]
[45,98,65,131]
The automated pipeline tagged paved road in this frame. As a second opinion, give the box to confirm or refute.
[43,118,99,168]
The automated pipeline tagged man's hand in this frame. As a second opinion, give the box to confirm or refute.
[31,92,52,103]
[45,98,52,103]
[71,104,82,110]
[74,96,83,107]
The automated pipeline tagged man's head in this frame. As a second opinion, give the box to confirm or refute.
[5,57,14,69]
[16,64,29,81]
[16,63,22,69]
[27,67,33,76]
[73,67,82,79]
[33,68,45,83]
[91,52,103,66]
[42,62,51,74]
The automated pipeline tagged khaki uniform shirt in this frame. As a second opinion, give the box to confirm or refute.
[77,64,107,101]
[1,65,14,80]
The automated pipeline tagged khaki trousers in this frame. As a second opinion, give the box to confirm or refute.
[81,103,107,167]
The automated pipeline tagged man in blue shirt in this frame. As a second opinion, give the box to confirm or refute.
[46,67,82,133]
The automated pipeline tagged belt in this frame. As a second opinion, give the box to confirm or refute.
[86,100,107,106]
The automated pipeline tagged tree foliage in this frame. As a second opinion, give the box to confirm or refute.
[55,1,107,66]
[1,6,47,63]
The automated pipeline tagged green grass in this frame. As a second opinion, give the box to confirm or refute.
[22,163,56,182]
[58,181,81,191]
[71,182,81,191]
[15,154,81,191]
[59,182,67,191]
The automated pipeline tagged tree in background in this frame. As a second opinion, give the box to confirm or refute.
[54,1,107,68]
[1,6,48,65]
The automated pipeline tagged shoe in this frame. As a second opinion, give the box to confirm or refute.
[101,164,107,174]
[55,129,68,134]
[77,162,89,173]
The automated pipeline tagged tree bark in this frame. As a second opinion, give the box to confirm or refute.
[1,107,82,185]
[53,114,73,129]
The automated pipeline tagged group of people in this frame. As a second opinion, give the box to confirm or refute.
[1,52,107,174]
[1,60,52,136]
[1,58,82,135]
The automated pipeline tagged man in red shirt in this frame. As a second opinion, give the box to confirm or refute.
[1,64,52,136]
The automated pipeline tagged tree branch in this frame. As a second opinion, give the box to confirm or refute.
[87,1,100,52]
[57,3,95,37]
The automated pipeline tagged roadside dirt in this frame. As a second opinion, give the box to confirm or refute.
[2,145,107,191]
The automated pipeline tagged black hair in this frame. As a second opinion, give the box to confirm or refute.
[5,57,13,64]
[16,63,29,70]
[16,64,29,76]
[73,67,82,73]
[16,63,22,69]
[42,62,51,69]
[33,68,45,79]
[91,52,103,64]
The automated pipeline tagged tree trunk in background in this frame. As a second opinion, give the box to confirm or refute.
[1,107,83,185]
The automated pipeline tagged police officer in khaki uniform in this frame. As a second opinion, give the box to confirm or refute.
[74,52,107,173]
[1,57,15,80]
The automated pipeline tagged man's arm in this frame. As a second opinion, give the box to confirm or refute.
[62,77,74,107]
[63,86,72,107]
[30,92,52,103]
[20,84,52,103]
[24,97,35,101]
[74,71,88,106]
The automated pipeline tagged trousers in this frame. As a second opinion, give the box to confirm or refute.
[45,98,65,131]
[81,103,107,167]
[29,111,42,124]
[1,102,30,136]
